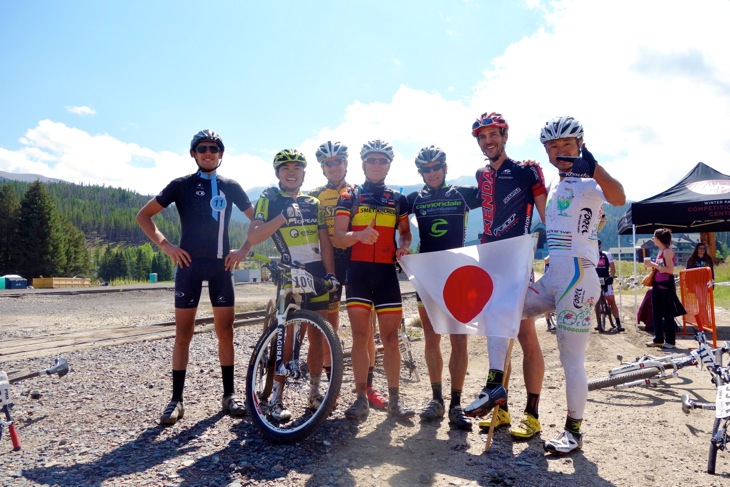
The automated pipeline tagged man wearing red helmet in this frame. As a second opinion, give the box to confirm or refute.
[137,130,254,425]
[464,113,548,441]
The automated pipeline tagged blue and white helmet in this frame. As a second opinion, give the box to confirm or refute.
[539,116,584,144]
[414,145,446,168]
[360,139,394,162]
[315,141,348,162]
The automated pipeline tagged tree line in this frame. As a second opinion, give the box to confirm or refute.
[0,180,272,283]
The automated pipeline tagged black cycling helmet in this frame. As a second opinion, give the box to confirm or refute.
[273,149,307,169]
[190,130,225,152]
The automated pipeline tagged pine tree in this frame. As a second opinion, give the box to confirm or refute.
[0,186,20,274]
[15,181,65,279]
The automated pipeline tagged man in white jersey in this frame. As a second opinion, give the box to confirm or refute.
[522,116,625,454]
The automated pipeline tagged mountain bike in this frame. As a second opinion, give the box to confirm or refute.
[398,318,420,382]
[245,253,343,444]
[545,311,556,332]
[587,327,718,391]
[680,335,730,474]
[1,358,69,451]
[595,277,615,332]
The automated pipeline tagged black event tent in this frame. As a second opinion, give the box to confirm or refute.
[618,162,730,235]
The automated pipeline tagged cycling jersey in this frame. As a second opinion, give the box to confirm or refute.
[335,181,409,264]
[155,172,252,259]
[476,159,546,243]
[308,183,351,260]
[253,187,326,265]
[595,251,612,279]
[407,183,480,253]
[545,176,605,264]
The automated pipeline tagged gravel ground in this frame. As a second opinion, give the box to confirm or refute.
[2,283,730,486]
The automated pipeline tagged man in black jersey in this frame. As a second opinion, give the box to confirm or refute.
[137,130,254,425]
[464,113,548,441]
[407,146,480,430]
[594,240,624,332]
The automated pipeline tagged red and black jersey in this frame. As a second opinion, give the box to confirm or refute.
[476,158,546,243]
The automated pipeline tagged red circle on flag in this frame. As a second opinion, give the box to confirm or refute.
[442,265,494,323]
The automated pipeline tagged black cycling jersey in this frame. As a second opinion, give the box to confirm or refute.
[476,158,546,243]
[596,251,611,278]
[155,171,252,259]
[407,183,480,253]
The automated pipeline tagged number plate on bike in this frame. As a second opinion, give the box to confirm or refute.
[716,384,730,418]
[291,268,316,294]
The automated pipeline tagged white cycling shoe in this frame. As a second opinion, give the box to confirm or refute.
[544,430,582,454]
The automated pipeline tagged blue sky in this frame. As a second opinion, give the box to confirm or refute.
[1,0,729,200]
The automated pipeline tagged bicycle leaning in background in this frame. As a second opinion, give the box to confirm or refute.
[245,253,343,444]
[680,332,730,474]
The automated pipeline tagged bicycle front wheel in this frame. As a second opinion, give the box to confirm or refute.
[588,367,660,391]
[708,417,722,474]
[246,310,343,443]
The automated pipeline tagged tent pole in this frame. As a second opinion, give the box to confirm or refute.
[632,224,637,323]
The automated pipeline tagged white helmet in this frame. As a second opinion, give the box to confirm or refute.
[414,145,446,168]
[360,139,394,162]
[315,141,348,163]
[540,116,584,144]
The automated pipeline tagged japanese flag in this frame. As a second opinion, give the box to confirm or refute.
[399,234,533,338]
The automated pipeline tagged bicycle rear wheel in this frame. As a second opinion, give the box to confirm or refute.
[588,367,660,391]
[246,310,343,443]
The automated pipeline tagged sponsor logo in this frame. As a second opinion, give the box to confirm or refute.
[577,208,592,234]
[290,228,300,238]
[196,190,205,196]
[573,288,585,308]
[429,218,448,238]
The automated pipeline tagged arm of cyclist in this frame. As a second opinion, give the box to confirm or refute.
[396,214,412,259]
[225,206,256,271]
[318,227,336,276]
[333,215,379,248]
[557,146,626,206]
[136,198,191,267]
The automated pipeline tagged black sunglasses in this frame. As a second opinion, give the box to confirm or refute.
[322,159,345,167]
[420,163,445,174]
[195,145,220,154]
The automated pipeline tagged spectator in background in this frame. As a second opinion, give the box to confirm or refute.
[686,242,715,280]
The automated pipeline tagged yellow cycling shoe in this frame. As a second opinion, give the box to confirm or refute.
[477,407,511,430]
[509,412,542,439]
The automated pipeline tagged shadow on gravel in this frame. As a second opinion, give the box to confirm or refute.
[21,413,227,486]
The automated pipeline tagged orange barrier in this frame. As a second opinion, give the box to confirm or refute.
[679,267,716,347]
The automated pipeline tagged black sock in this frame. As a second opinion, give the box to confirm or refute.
[172,369,186,402]
[565,416,582,435]
[221,365,234,397]
[525,392,540,418]
[367,367,375,388]
[486,369,504,388]
[449,389,462,410]
[616,318,622,328]
[431,383,443,403]
[388,387,399,402]
[324,365,332,381]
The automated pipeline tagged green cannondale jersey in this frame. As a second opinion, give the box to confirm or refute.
[253,187,326,265]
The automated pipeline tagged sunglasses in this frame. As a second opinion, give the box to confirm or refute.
[420,163,445,174]
[195,145,221,154]
[322,159,345,167]
[364,157,390,165]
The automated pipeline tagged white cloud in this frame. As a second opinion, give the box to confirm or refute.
[4,0,730,205]
[65,105,96,116]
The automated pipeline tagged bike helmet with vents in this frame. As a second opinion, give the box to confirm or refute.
[273,149,307,169]
[539,116,584,144]
[360,139,394,162]
[414,145,446,168]
[190,129,225,151]
[315,141,349,163]
[471,112,509,137]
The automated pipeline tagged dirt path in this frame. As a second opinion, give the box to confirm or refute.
[1,286,730,486]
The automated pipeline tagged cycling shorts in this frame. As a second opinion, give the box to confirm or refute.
[327,254,349,312]
[174,258,234,309]
[601,284,615,297]
[345,261,402,315]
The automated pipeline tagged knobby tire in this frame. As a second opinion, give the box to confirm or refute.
[246,310,343,444]
[588,367,660,391]
[708,417,721,474]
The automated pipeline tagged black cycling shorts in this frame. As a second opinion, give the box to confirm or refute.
[345,261,402,315]
[174,258,234,309]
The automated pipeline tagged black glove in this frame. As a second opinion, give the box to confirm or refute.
[605,276,614,286]
[323,273,340,292]
[557,145,597,178]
